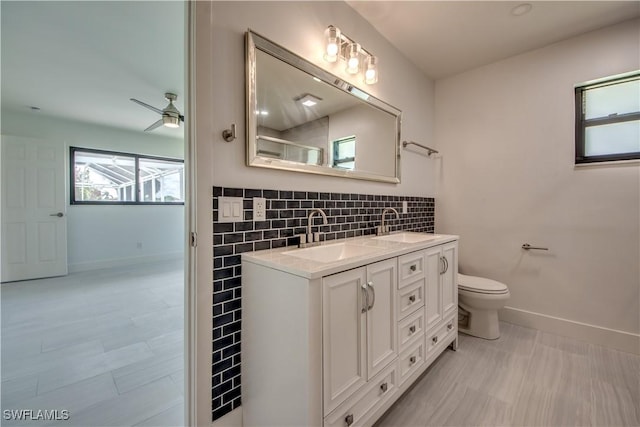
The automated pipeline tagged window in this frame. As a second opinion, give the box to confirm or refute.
[71,147,184,204]
[332,136,356,170]
[575,72,640,164]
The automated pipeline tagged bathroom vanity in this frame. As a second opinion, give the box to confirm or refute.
[242,233,458,426]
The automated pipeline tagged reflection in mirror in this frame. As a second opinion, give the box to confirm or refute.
[246,31,401,183]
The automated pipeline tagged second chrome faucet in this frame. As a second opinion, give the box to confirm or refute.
[377,207,400,236]
[299,208,328,248]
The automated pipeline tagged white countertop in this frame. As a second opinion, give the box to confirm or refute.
[241,233,459,279]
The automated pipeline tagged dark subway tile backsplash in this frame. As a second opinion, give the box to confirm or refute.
[211,186,435,421]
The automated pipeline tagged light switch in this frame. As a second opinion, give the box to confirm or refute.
[218,197,244,223]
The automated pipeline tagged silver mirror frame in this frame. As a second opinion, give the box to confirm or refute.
[246,30,401,184]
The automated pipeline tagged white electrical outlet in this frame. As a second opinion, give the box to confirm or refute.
[253,197,266,221]
[402,201,408,214]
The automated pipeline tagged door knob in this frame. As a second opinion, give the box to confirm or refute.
[49,212,64,218]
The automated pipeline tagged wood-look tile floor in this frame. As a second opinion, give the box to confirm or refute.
[1,260,184,426]
[376,322,640,427]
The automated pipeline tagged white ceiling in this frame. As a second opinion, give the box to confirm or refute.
[347,1,640,79]
[1,1,638,136]
[1,1,185,138]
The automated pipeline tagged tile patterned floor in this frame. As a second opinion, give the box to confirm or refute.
[1,260,184,426]
[376,322,640,427]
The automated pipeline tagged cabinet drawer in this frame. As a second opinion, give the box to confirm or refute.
[397,279,424,319]
[397,309,424,354]
[426,316,456,356]
[398,251,425,288]
[324,362,398,427]
[398,339,425,386]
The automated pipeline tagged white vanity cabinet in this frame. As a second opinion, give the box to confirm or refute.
[322,258,397,415]
[242,235,458,427]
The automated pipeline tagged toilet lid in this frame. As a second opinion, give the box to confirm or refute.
[458,273,509,294]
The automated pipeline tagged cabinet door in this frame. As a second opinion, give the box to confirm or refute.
[424,247,443,331]
[441,242,458,317]
[366,258,397,380]
[323,267,368,414]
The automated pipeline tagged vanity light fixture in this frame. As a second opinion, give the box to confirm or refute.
[324,25,341,62]
[323,25,378,85]
[364,55,378,85]
[346,42,361,74]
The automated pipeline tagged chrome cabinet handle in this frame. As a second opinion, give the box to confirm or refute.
[409,264,417,272]
[443,257,449,273]
[409,325,416,334]
[409,356,416,365]
[439,257,445,275]
[432,336,438,344]
[380,382,388,393]
[367,281,375,310]
[361,283,368,313]
[345,414,354,426]
[408,295,416,303]
[49,212,64,217]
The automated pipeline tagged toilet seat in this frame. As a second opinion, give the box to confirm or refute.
[458,273,509,295]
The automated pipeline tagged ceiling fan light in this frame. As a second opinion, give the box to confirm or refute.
[163,115,180,128]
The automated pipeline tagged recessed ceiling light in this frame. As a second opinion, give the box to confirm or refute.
[312,77,322,83]
[296,93,322,108]
[511,3,533,16]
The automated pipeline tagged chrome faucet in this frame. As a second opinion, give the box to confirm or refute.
[299,208,328,247]
[377,207,400,235]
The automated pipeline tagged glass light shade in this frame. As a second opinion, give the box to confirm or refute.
[163,115,180,128]
[364,55,378,84]
[324,26,341,63]
[346,42,360,74]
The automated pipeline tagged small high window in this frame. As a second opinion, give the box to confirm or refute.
[332,136,356,170]
[575,72,640,164]
[71,147,184,205]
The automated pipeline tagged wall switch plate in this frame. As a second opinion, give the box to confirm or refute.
[253,197,266,221]
[402,201,408,214]
[218,197,244,223]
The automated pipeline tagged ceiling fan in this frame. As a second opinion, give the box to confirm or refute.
[130,92,184,131]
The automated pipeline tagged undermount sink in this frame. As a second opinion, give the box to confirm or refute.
[373,232,440,243]
[282,242,381,263]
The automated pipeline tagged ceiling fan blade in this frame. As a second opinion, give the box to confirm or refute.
[144,119,164,132]
[130,98,163,115]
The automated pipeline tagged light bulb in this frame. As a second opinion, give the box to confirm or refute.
[324,26,341,63]
[364,55,378,85]
[346,42,360,74]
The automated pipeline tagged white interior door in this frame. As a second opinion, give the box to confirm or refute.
[1,136,68,282]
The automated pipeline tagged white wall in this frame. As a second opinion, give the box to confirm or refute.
[2,110,185,271]
[435,19,640,351]
[328,104,396,176]
[208,1,436,196]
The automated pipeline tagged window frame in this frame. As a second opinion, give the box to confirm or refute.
[575,72,640,164]
[70,146,185,205]
[332,135,356,170]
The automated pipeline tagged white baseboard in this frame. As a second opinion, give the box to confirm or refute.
[68,252,183,273]
[211,407,242,427]
[499,306,640,355]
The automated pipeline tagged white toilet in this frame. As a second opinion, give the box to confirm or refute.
[458,273,510,340]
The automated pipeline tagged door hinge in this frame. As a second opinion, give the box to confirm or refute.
[190,231,197,247]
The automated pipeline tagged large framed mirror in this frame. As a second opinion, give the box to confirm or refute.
[246,31,401,183]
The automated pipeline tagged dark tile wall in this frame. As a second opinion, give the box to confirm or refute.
[211,186,435,421]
